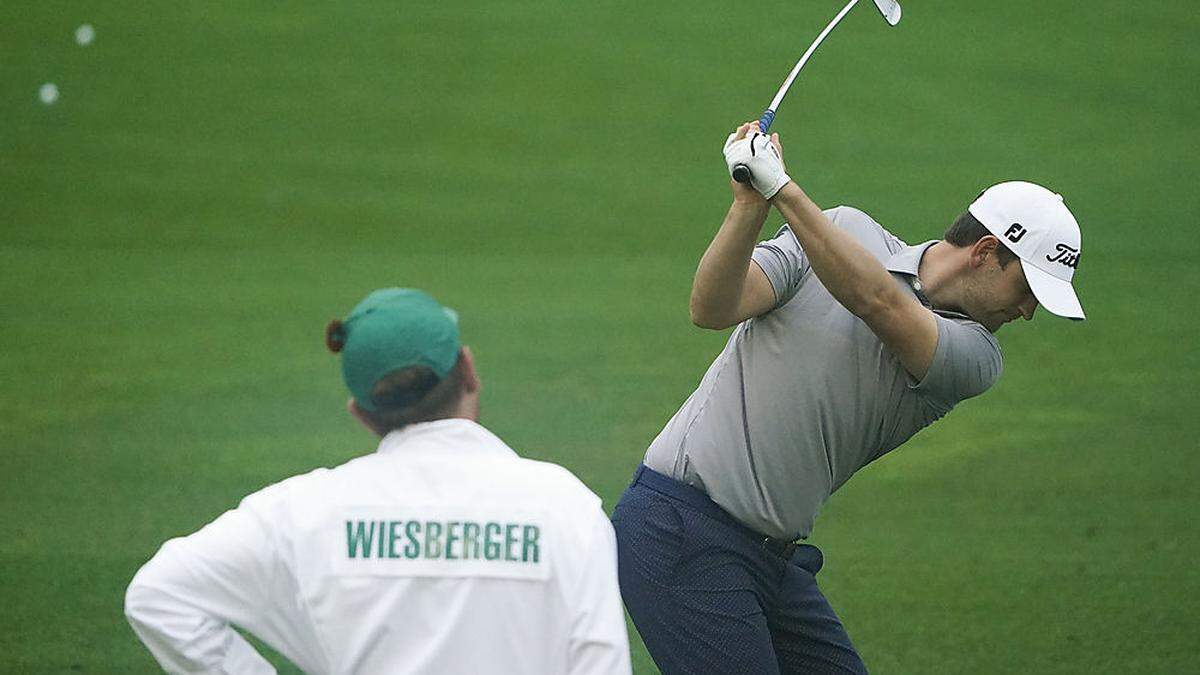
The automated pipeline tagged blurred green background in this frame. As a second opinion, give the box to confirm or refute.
[2,1,1197,672]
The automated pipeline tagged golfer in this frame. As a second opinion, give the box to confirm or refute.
[611,122,1085,674]
[125,288,631,674]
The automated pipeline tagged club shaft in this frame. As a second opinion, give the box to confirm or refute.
[766,0,861,114]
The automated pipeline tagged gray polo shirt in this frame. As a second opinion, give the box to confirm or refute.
[644,206,1003,540]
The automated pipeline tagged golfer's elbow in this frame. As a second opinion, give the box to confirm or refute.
[689,294,736,330]
[690,305,724,330]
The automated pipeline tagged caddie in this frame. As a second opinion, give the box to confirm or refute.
[611,122,1085,674]
[125,288,631,675]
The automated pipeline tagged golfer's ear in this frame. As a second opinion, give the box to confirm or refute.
[970,235,1000,267]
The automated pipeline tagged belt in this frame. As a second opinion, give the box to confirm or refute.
[761,537,799,560]
[631,465,800,561]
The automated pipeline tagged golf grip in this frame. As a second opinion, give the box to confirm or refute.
[731,109,777,184]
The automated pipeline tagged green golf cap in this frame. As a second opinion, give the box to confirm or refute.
[328,288,461,412]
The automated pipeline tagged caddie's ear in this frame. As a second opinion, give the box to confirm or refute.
[347,398,386,437]
[458,346,481,394]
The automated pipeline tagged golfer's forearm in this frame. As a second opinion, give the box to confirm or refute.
[770,182,900,318]
[691,199,769,327]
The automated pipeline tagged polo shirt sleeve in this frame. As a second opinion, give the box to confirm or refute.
[751,224,811,308]
[912,314,1003,411]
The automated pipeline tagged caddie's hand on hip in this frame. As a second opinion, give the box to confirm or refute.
[723,121,790,200]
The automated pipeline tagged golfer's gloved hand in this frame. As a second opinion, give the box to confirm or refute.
[723,131,790,199]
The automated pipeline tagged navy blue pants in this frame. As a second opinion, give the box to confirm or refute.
[611,466,867,674]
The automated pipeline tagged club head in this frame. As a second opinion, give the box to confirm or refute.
[872,0,902,26]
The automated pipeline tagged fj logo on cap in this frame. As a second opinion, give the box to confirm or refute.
[1004,223,1027,243]
[1046,243,1079,268]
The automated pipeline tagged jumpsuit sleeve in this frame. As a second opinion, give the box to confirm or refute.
[124,489,291,674]
[565,506,634,675]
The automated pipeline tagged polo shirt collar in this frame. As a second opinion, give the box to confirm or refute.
[886,240,971,320]
[377,418,517,458]
[886,240,936,278]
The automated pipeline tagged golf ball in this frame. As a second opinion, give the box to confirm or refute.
[75,24,95,46]
[39,83,59,105]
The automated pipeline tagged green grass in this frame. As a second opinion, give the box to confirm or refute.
[2,1,1197,672]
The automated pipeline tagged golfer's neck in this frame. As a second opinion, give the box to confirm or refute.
[917,241,968,314]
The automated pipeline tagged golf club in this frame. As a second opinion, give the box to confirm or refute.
[732,0,901,185]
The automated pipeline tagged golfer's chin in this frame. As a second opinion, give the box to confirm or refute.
[983,313,1022,334]
[968,311,1006,334]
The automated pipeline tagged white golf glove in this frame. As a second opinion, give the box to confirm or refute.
[723,132,790,199]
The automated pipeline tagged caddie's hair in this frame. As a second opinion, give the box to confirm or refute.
[944,211,1018,268]
[360,356,466,433]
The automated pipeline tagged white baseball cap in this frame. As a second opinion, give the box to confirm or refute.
[968,181,1085,320]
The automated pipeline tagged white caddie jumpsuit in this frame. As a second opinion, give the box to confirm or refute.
[125,418,631,675]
